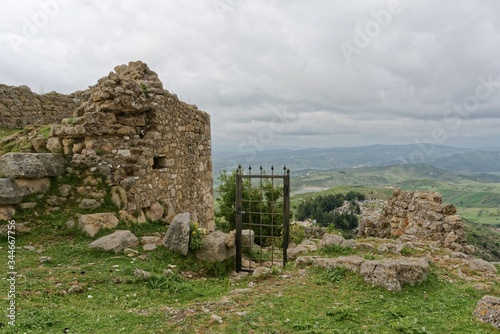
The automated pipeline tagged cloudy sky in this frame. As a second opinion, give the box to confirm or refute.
[1,0,500,152]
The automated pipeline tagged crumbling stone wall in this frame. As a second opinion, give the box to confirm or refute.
[46,61,214,229]
[0,84,79,128]
[358,189,473,254]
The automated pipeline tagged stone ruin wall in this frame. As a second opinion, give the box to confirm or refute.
[1,61,214,229]
[0,84,80,128]
[358,189,474,254]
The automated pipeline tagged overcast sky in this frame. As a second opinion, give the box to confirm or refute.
[1,0,500,153]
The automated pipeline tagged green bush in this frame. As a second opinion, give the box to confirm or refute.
[188,222,208,253]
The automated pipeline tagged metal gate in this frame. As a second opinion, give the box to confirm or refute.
[235,165,290,272]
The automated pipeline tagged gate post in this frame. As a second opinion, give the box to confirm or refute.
[283,167,290,265]
[235,167,243,272]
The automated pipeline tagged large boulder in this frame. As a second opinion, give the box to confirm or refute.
[162,212,191,256]
[466,259,498,274]
[88,230,138,253]
[0,178,51,205]
[473,295,500,329]
[196,231,236,262]
[78,213,119,237]
[0,153,66,178]
[360,258,429,292]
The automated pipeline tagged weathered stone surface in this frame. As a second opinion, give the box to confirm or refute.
[14,178,51,194]
[111,186,127,209]
[253,267,272,279]
[78,213,119,237]
[162,212,191,256]
[79,199,101,210]
[143,243,157,251]
[467,259,498,273]
[473,295,500,329]
[0,153,65,178]
[0,84,78,128]
[140,236,162,245]
[320,233,356,249]
[296,255,366,272]
[287,240,318,260]
[360,258,429,292]
[241,229,255,248]
[145,202,164,221]
[196,231,236,262]
[89,230,138,253]
[225,230,236,248]
[0,205,16,220]
[59,184,73,197]
[304,227,327,239]
[0,178,50,205]
[296,256,429,292]
[358,189,470,250]
[46,137,63,153]
[134,269,152,279]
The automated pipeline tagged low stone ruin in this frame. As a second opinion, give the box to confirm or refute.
[358,189,474,254]
[0,61,214,229]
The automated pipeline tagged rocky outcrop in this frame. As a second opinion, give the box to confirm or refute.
[0,153,65,178]
[473,295,500,329]
[296,255,429,292]
[88,230,138,253]
[162,212,191,256]
[358,189,472,254]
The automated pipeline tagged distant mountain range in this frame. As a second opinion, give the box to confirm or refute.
[213,144,500,174]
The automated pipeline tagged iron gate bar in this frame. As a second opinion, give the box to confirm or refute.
[235,165,290,273]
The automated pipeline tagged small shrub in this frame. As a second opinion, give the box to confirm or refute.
[188,222,209,253]
[145,274,192,294]
[324,266,348,283]
[139,83,150,96]
[400,246,418,256]
[290,224,305,244]
[321,244,355,256]
[201,258,234,278]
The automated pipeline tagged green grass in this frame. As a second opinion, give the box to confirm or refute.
[3,232,497,333]
[459,207,500,226]
[0,127,21,139]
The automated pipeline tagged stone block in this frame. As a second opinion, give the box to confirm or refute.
[0,153,65,178]
[89,230,138,253]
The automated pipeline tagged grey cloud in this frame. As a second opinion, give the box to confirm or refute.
[0,0,499,149]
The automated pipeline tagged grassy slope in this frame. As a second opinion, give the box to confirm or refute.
[1,220,498,333]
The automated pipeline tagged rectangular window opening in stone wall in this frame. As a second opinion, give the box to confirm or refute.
[153,156,167,170]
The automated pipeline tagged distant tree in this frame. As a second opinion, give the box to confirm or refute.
[296,191,363,231]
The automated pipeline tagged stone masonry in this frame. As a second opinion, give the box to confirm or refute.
[358,189,473,254]
[0,61,214,229]
[0,84,80,128]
